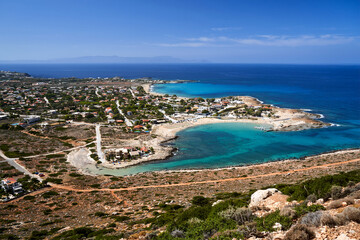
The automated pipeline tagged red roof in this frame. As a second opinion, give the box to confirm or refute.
[141,147,149,152]
[3,178,16,185]
[133,125,143,129]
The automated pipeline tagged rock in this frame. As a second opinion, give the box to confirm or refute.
[273,222,282,231]
[335,233,355,240]
[212,199,223,206]
[272,233,284,240]
[250,188,290,216]
[342,201,348,207]
[249,188,280,208]
[316,198,324,204]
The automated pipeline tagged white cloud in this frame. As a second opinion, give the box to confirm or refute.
[157,34,356,47]
[157,42,207,47]
[211,27,242,31]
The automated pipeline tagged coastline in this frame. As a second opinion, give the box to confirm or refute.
[66,81,335,174]
[68,144,360,176]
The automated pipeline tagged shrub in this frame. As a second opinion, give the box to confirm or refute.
[306,194,317,203]
[274,170,360,201]
[320,212,344,227]
[294,204,325,218]
[256,210,292,232]
[42,191,59,199]
[219,206,254,225]
[300,211,323,227]
[29,230,50,240]
[348,190,360,199]
[330,186,343,200]
[112,216,130,222]
[94,212,107,217]
[191,196,210,206]
[284,224,315,240]
[69,173,82,177]
[170,229,184,238]
[327,198,354,209]
[340,206,360,223]
[280,206,296,219]
[46,154,65,159]
[23,195,35,200]
[46,178,63,184]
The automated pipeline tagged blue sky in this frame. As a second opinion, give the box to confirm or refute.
[1,0,359,63]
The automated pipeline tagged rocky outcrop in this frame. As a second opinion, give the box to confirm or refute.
[249,188,280,208]
[249,188,293,217]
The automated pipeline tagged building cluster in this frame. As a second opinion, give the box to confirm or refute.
[1,178,23,200]
[105,146,154,162]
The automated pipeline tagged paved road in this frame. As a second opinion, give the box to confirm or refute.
[95,124,106,163]
[0,150,42,181]
[116,100,133,127]
[159,110,178,123]
[95,87,101,97]
[129,88,136,98]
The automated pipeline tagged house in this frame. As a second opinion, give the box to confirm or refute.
[133,125,143,130]
[141,147,150,153]
[129,151,140,157]
[23,115,41,124]
[1,178,23,194]
[105,107,113,114]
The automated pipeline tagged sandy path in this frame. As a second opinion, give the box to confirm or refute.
[50,158,360,192]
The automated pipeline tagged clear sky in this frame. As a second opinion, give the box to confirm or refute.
[1,0,359,63]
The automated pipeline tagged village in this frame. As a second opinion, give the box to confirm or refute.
[0,71,279,167]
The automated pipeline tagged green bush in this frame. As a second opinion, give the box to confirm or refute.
[191,196,210,206]
[46,154,65,159]
[23,195,35,201]
[95,212,107,217]
[256,210,292,232]
[112,216,130,222]
[274,169,360,201]
[42,191,59,199]
[294,204,325,218]
[46,178,63,184]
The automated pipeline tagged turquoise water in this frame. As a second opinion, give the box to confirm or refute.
[1,64,359,175]
[84,122,360,176]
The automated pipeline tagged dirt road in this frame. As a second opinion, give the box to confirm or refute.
[50,157,360,192]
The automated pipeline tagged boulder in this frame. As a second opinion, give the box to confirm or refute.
[249,188,280,208]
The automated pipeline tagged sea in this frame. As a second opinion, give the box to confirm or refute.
[1,63,359,176]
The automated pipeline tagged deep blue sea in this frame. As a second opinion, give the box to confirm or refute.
[1,63,359,175]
